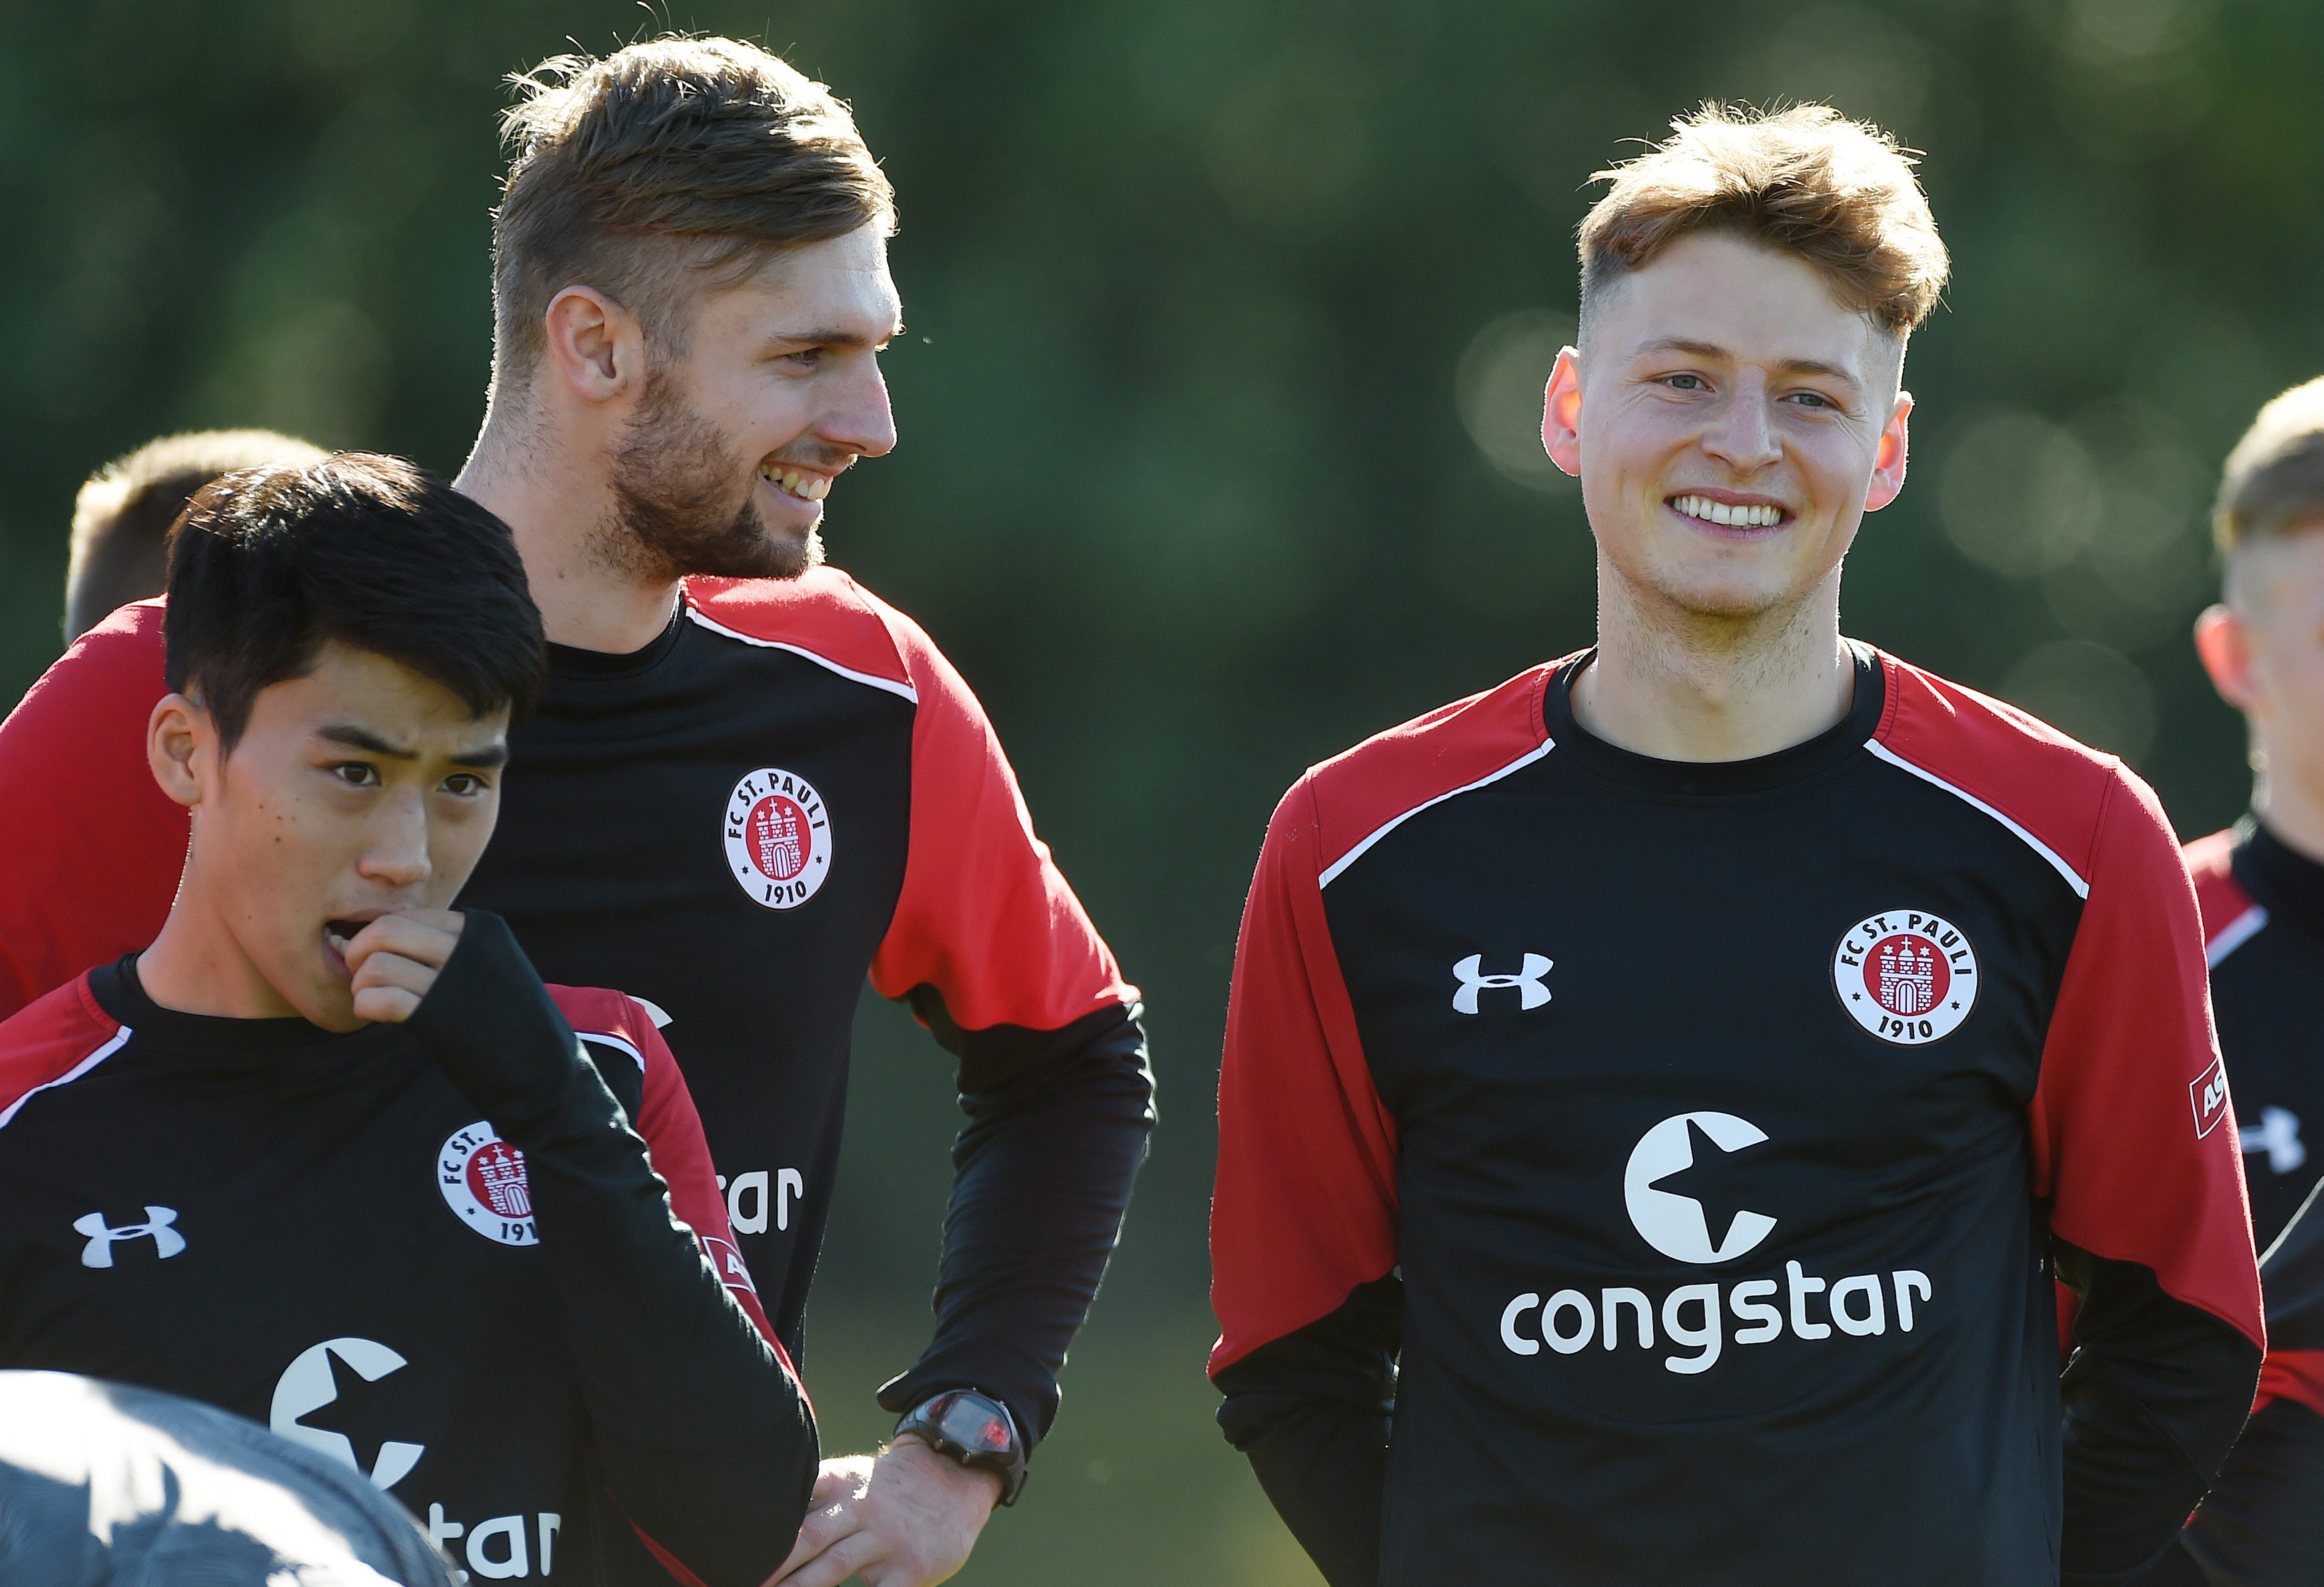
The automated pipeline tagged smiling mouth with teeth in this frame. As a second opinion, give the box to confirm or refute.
[1670,494,1786,530]
[761,464,832,503]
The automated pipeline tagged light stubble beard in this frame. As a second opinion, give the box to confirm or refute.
[596,364,825,584]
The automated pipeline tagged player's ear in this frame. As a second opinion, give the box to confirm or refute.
[1542,346,1584,478]
[147,692,207,810]
[1864,392,1913,513]
[542,285,641,405]
[2194,603,2259,715]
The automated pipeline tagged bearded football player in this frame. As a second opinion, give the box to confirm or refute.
[0,38,1149,1587]
[0,454,813,1585]
[2123,378,2324,1586]
[1209,105,2263,1586]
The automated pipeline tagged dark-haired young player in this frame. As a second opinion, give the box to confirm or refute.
[2125,379,2324,1586]
[0,38,1149,1587]
[63,428,324,640]
[0,454,814,1586]
[1210,105,2262,1586]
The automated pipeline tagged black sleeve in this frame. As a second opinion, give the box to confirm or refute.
[408,911,818,1587]
[1212,1275,1401,1587]
[2132,1400,2324,1587]
[2056,1243,2265,1585]
[874,994,1154,1455]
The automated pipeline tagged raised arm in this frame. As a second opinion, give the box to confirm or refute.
[401,910,818,1587]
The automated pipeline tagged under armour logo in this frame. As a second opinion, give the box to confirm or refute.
[1451,953,1553,1015]
[75,1207,185,1269]
[2240,1106,2307,1175]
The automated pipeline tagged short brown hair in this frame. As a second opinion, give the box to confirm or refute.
[1579,104,1949,337]
[67,428,327,642]
[2215,378,2324,568]
[491,36,895,390]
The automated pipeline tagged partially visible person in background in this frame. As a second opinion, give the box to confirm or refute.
[2129,377,2324,1586]
[64,428,326,641]
[0,1370,457,1586]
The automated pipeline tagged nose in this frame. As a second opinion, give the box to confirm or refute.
[1700,377,1782,474]
[357,788,432,891]
[824,354,897,460]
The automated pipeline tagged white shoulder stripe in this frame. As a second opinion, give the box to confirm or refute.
[1864,739,2090,898]
[0,1026,133,1131]
[576,1029,648,1072]
[1319,740,1555,889]
[2206,904,2269,968]
[686,609,919,704]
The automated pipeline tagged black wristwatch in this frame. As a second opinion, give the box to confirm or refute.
[893,1389,1027,1506]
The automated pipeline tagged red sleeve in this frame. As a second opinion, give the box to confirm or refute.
[1209,780,1399,1376]
[0,977,127,1125]
[0,604,185,1020]
[2028,771,2265,1350]
[559,990,786,1363]
[2257,1350,2324,1417]
[866,610,1134,1031]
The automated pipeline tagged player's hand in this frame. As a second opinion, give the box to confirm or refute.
[341,911,466,1023]
[770,1439,999,1586]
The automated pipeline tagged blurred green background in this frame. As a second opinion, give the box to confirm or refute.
[2,0,2314,1580]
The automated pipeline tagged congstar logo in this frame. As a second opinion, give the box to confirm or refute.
[1500,1113,1934,1374]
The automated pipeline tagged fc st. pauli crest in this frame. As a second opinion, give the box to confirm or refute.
[1833,909,1978,1045]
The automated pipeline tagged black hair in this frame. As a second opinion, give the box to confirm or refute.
[163,453,545,750]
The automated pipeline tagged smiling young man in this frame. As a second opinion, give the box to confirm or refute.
[1209,105,2263,1586]
[0,454,814,1585]
[0,37,1150,1587]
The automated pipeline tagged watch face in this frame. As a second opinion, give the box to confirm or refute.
[937,1394,1014,1456]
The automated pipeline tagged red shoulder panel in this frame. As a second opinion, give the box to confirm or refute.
[0,977,129,1130]
[549,985,786,1363]
[0,605,185,1021]
[1210,778,1400,1376]
[1301,663,1559,882]
[1875,660,2261,1347]
[1210,668,1556,1376]
[2026,774,2265,1349]
[864,594,1135,1033]
[2183,829,2260,949]
[1872,654,2119,894]
[682,568,915,694]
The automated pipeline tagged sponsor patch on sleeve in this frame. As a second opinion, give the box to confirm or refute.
[2189,1056,2231,1139]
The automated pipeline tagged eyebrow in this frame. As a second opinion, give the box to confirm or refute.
[1637,337,1863,388]
[770,318,906,352]
[316,725,510,769]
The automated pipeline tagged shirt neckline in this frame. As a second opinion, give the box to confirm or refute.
[86,955,398,1069]
[544,597,688,682]
[2234,816,2324,941]
[1543,640,1887,799]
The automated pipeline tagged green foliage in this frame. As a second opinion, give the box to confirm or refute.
[1,1,2308,1578]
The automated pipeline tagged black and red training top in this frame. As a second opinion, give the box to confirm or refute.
[0,568,1152,1449]
[0,913,810,1586]
[1211,644,2263,1587]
